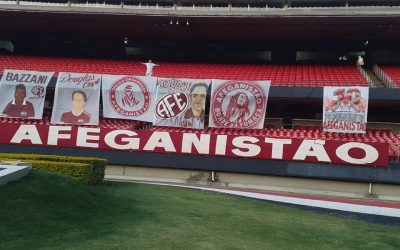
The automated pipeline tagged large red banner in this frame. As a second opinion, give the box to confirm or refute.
[0,122,389,167]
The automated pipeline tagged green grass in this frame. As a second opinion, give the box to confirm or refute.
[1,170,400,250]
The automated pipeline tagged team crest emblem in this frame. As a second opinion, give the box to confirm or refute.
[155,92,188,119]
[122,85,140,107]
[109,76,151,117]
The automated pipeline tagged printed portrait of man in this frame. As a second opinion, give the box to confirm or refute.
[178,82,208,129]
[2,84,35,118]
[60,90,91,125]
[224,92,250,125]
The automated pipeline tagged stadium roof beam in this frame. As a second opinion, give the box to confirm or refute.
[1,0,400,46]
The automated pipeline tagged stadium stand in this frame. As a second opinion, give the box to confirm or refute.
[0,55,368,87]
[376,65,400,88]
[1,0,400,194]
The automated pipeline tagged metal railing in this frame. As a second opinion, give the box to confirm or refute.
[373,64,397,88]
[356,65,374,87]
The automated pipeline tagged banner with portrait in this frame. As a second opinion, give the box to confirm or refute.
[0,69,53,119]
[101,75,156,122]
[323,86,369,134]
[209,80,271,129]
[51,72,101,125]
[153,77,211,129]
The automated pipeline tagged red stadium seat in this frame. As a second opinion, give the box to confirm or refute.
[0,55,368,87]
[379,66,400,87]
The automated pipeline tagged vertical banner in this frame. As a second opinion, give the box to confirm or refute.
[153,78,211,129]
[209,80,271,129]
[0,69,53,119]
[101,75,156,122]
[51,72,101,125]
[323,86,369,133]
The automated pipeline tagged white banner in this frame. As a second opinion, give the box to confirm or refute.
[0,69,53,119]
[323,86,369,133]
[153,78,211,129]
[209,80,271,129]
[102,75,156,122]
[51,72,101,125]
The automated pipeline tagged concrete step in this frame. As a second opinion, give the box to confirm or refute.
[0,161,31,185]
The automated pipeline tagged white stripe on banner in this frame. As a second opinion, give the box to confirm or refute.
[323,86,369,134]
[209,80,271,129]
[0,69,53,120]
[102,75,156,122]
[153,77,211,129]
[51,72,101,125]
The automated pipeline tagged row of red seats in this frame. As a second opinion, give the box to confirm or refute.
[0,117,147,129]
[4,115,397,144]
[1,116,397,143]
[0,55,368,87]
[153,126,397,143]
[380,66,400,87]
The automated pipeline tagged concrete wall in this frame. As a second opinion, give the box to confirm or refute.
[106,165,400,201]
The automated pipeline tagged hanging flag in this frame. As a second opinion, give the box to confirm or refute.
[51,72,101,125]
[102,75,156,122]
[153,77,211,129]
[209,80,271,129]
[0,69,53,119]
[323,86,369,133]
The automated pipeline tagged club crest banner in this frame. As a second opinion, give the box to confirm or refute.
[323,86,369,133]
[51,72,101,125]
[0,69,53,119]
[209,80,271,129]
[101,75,156,122]
[153,78,211,129]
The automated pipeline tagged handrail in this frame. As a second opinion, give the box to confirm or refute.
[373,64,397,88]
[357,65,374,87]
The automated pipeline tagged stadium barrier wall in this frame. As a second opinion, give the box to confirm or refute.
[0,143,399,185]
[0,122,389,166]
[105,165,400,201]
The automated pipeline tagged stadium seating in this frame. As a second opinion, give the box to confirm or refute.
[379,66,400,87]
[0,55,368,87]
